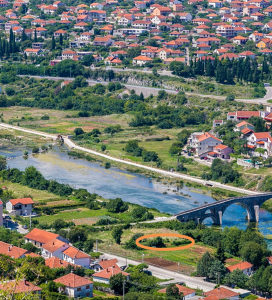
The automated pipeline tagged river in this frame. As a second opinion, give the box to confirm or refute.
[1,146,272,248]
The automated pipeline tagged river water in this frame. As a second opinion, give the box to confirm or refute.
[1,146,272,247]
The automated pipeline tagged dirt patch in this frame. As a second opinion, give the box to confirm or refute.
[144,257,193,274]
[73,217,99,225]
[225,258,241,266]
[44,200,77,207]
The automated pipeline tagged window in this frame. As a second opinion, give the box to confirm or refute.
[86,285,90,289]
[77,288,81,292]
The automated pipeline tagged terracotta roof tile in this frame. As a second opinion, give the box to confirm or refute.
[54,273,92,288]
[25,228,59,245]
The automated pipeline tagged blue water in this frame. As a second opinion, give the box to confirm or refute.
[1,146,272,247]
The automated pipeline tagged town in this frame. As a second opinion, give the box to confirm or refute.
[0,0,271,297]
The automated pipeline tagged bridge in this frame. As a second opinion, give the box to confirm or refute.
[175,193,272,226]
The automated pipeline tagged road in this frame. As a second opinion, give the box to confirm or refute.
[101,252,249,295]
[18,74,272,103]
[0,122,260,196]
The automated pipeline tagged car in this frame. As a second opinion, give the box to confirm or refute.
[4,216,11,220]
[22,225,28,229]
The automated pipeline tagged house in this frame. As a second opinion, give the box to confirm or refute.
[45,257,72,269]
[159,284,196,299]
[0,241,28,259]
[0,280,41,296]
[54,273,93,298]
[24,228,67,248]
[213,120,224,128]
[93,36,113,47]
[62,246,91,268]
[24,48,43,57]
[247,132,271,148]
[227,261,253,276]
[227,111,261,121]
[188,132,222,156]
[91,258,118,272]
[41,238,69,259]
[93,266,129,284]
[234,121,255,132]
[6,198,34,216]
[212,144,233,159]
[133,55,152,66]
[62,50,77,60]
[203,287,239,300]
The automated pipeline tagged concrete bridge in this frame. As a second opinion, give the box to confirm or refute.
[175,193,272,226]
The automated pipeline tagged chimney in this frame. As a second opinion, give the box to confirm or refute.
[8,245,12,252]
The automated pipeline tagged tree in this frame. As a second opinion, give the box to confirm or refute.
[240,241,267,267]
[109,273,128,295]
[51,35,55,50]
[0,156,7,171]
[215,241,226,263]
[224,269,248,289]
[74,128,85,136]
[68,227,87,243]
[207,259,226,283]
[197,252,215,277]
[106,198,128,213]
[166,284,183,299]
[112,226,123,244]
[59,33,63,46]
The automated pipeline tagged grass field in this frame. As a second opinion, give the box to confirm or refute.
[94,227,214,274]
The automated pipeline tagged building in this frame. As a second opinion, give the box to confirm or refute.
[234,121,255,132]
[41,238,69,259]
[159,284,196,299]
[213,120,224,128]
[212,144,233,159]
[227,261,253,276]
[0,280,41,296]
[24,228,67,248]
[247,132,271,148]
[62,246,91,268]
[188,132,222,156]
[0,241,28,259]
[203,287,239,300]
[45,256,72,269]
[132,55,152,66]
[227,111,262,121]
[54,273,93,298]
[91,258,118,272]
[6,198,34,216]
[93,266,129,284]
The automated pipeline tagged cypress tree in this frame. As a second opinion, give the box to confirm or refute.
[51,34,56,50]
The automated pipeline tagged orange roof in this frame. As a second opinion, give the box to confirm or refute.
[99,259,118,269]
[204,287,239,299]
[133,55,152,61]
[214,144,229,150]
[227,261,253,272]
[0,241,27,259]
[63,246,90,259]
[54,273,92,288]
[237,111,260,118]
[236,121,253,127]
[197,132,222,142]
[42,239,67,253]
[94,266,129,280]
[9,198,34,205]
[241,128,253,135]
[45,257,71,269]
[159,284,195,296]
[253,132,271,139]
[0,280,41,294]
[25,228,59,245]
[25,252,41,258]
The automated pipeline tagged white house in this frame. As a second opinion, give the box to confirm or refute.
[93,266,129,284]
[204,287,240,300]
[24,228,68,248]
[227,261,253,276]
[188,132,222,156]
[62,246,91,268]
[41,238,69,259]
[54,273,93,298]
[247,132,271,147]
[6,198,34,216]
[91,258,118,272]
[133,55,152,66]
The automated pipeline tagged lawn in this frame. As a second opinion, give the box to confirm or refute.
[0,180,62,203]
[36,207,108,224]
[93,227,214,274]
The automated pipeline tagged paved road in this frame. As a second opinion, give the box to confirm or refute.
[0,122,260,196]
[18,74,272,103]
[101,252,249,295]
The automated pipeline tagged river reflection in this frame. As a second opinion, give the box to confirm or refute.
[1,146,272,247]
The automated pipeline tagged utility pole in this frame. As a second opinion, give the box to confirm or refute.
[29,214,31,229]
[95,239,98,252]
[122,280,126,300]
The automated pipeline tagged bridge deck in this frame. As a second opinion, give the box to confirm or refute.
[174,193,272,217]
